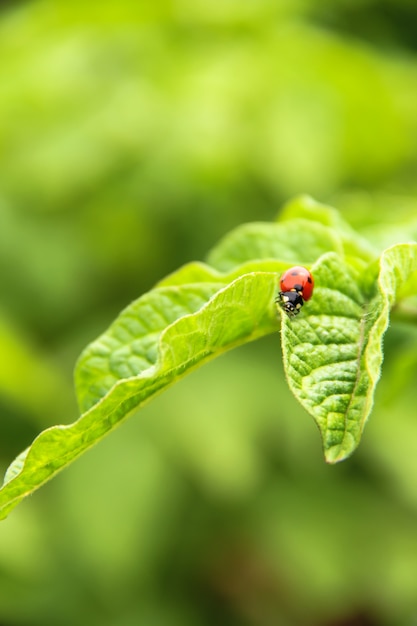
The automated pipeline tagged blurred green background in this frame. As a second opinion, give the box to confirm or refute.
[1,1,417,625]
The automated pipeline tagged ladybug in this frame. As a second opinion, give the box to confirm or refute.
[277,266,314,317]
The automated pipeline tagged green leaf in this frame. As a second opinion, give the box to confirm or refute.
[281,244,417,463]
[208,196,376,272]
[279,195,378,265]
[0,271,279,520]
[0,196,415,519]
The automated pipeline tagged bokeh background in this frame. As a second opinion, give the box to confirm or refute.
[1,1,417,625]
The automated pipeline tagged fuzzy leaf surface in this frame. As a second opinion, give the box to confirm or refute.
[0,197,415,518]
[281,244,417,463]
[0,272,278,519]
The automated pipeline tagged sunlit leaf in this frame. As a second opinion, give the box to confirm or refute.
[1,197,416,518]
[0,272,278,519]
[281,244,417,463]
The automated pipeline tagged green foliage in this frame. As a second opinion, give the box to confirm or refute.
[1,196,416,519]
[1,2,417,623]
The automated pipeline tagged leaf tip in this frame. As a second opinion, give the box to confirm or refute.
[324,442,355,465]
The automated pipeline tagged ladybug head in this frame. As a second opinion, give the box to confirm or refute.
[278,290,304,317]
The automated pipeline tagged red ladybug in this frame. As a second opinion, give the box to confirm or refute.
[277,266,314,317]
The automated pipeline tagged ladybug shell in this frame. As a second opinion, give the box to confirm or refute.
[279,266,314,301]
